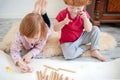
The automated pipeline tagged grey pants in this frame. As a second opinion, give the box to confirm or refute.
[61,26,100,59]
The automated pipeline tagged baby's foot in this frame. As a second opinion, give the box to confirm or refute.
[40,0,47,15]
[91,50,106,61]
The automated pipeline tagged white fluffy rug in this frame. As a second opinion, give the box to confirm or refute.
[0,23,118,80]
[0,23,117,57]
[0,50,120,80]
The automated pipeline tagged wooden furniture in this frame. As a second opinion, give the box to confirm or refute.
[87,0,120,26]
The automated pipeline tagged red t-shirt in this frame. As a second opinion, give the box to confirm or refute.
[56,8,90,44]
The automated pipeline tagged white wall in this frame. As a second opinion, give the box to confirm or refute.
[0,0,66,18]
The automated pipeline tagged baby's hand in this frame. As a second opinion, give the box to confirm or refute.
[22,52,33,64]
[17,60,33,73]
[78,11,87,19]
[64,14,72,25]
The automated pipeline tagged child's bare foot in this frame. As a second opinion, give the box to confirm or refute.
[91,50,106,61]
[33,0,42,13]
[86,45,91,50]
[40,0,47,15]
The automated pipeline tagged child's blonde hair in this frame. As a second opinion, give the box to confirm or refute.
[20,13,47,39]
[64,0,91,6]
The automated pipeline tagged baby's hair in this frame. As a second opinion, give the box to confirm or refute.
[20,13,47,40]
[64,0,91,6]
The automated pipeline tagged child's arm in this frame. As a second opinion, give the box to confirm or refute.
[10,33,22,64]
[28,28,51,57]
[27,40,45,58]
[11,33,32,73]
[79,11,92,32]
[54,14,71,32]
[23,27,50,63]
[22,52,33,63]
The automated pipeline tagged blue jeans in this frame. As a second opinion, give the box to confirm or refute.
[61,26,100,59]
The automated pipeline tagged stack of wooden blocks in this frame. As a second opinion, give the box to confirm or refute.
[36,65,76,80]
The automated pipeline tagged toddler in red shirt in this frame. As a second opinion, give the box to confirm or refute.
[54,0,106,61]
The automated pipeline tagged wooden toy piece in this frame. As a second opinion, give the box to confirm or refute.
[6,66,12,72]
[43,68,48,79]
[51,71,54,80]
[39,71,43,80]
[37,71,43,80]
[44,65,76,73]
[55,72,59,80]
[36,66,75,80]
[37,71,40,80]
[58,68,76,73]
[65,76,69,80]
[53,71,56,80]
[44,65,57,71]
[59,74,63,80]
[57,72,59,80]
[50,71,54,80]
[44,74,48,80]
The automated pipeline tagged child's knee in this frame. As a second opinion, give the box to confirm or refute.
[62,50,77,60]
[61,43,78,59]
[92,26,100,33]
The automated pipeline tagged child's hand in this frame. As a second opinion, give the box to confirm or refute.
[22,52,33,64]
[17,60,33,73]
[78,11,87,19]
[64,14,72,25]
